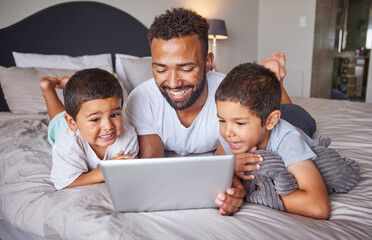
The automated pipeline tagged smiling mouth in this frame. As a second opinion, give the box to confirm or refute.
[98,132,116,141]
[165,87,191,100]
[228,141,243,149]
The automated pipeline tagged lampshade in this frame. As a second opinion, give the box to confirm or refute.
[208,19,228,40]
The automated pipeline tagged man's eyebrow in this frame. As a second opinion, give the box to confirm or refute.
[177,62,196,67]
[152,62,196,67]
[152,62,166,67]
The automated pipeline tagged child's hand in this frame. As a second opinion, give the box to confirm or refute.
[111,151,135,160]
[235,150,263,181]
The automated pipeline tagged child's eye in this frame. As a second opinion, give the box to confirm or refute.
[236,122,246,126]
[90,118,100,122]
[218,119,226,123]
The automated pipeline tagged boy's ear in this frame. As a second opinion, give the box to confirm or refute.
[265,110,281,130]
[64,113,78,131]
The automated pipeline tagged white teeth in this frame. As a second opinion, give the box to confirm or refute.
[169,89,188,96]
[230,142,241,146]
[99,133,113,138]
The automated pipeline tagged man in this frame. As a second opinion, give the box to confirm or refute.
[125,8,316,215]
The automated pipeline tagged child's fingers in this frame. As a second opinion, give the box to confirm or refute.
[236,171,255,181]
[242,154,262,163]
[111,152,134,160]
[236,162,262,172]
[248,146,257,152]
[236,163,261,172]
[121,154,135,159]
[114,154,135,160]
[113,151,124,157]
[236,162,261,176]
[235,153,262,179]
[236,152,263,164]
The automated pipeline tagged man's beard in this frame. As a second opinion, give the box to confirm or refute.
[158,72,207,111]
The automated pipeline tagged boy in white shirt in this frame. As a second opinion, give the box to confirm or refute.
[40,68,138,190]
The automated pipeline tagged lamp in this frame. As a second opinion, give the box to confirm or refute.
[208,19,228,71]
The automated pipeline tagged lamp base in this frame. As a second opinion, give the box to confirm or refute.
[212,38,217,71]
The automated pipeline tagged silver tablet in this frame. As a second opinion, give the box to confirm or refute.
[100,155,235,212]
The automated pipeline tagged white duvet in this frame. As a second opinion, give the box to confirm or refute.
[1,97,372,240]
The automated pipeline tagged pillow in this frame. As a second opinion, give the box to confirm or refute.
[0,66,77,113]
[12,52,114,72]
[0,66,129,114]
[115,54,153,93]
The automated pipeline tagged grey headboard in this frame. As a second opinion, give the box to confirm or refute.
[0,1,151,111]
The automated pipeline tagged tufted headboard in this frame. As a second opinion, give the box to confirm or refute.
[0,1,151,111]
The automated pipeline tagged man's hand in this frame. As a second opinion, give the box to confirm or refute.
[235,150,263,181]
[214,176,246,216]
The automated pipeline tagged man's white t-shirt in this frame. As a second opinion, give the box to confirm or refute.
[125,71,226,156]
[50,118,139,190]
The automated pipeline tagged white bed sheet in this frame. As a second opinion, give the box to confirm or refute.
[0,97,372,240]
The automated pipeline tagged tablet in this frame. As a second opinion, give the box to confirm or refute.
[100,155,235,212]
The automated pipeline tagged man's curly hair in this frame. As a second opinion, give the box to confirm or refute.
[148,8,209,59]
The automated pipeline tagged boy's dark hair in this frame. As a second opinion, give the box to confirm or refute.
[215,63,281,126]
[63,68,123,119]
[147,8,209,59]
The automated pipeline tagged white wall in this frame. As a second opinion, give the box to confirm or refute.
[0,0,259,74]
[257,0,317,97]
[1,0,370,101]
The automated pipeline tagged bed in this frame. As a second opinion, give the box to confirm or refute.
[1,2,372,240]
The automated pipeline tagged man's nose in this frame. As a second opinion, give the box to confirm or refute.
[168,70,182,88]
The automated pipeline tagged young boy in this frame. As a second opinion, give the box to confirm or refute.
[40,68,138,190]
[215,62,330,219]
